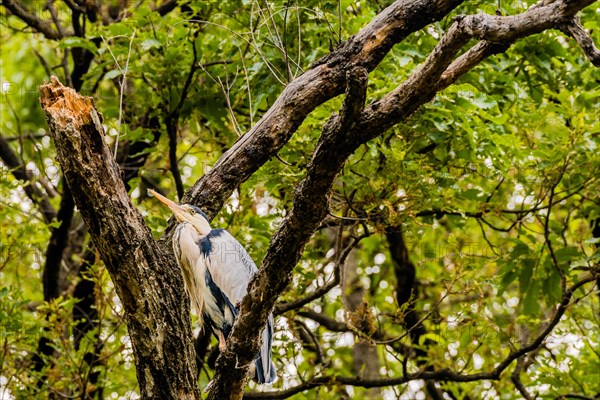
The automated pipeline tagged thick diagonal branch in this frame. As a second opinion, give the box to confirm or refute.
[40,77,199,399]
[559,17,600,67]
[206,67,370,399]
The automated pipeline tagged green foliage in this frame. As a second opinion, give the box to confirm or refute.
[1,0,599,398]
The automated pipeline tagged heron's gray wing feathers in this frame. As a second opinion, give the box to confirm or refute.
[202,228,277,383]
[202,229,257,305]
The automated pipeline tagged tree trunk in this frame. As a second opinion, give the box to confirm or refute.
[40,77,200,399]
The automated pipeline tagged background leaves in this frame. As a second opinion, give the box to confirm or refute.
[1,0,599,399]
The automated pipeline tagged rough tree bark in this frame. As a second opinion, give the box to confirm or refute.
[39,77,199,399]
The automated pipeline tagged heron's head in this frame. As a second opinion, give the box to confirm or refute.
[148,189,211,236]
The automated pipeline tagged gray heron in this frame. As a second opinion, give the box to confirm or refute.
[148,189,276,384]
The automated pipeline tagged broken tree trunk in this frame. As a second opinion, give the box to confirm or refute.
[40,77,200,400]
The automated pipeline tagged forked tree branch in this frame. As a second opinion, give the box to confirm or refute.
[165,0,466,221]
[211,0,599,398]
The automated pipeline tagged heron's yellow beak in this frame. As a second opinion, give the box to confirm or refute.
[148,189,187,223]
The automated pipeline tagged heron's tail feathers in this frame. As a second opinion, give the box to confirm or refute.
[256,358,277,383]
[254,314,276,384]
[254,357,276,384]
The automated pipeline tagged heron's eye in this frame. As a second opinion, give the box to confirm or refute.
[190,209,195,215]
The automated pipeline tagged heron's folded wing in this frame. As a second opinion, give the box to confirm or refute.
[201,229,258,305]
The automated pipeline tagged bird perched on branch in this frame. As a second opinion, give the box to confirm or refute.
[149,189,276,384]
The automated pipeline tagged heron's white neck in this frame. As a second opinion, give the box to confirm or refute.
[186,217,211,237]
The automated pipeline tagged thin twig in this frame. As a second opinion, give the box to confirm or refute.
[101,29,137,159]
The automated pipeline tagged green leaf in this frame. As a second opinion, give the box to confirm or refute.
[553,246,580,263]
[472,93,497,109]
[106,23,133,37]
[542,266,561,305]
[510,241,531,261]
[518,258,535,294]
[141,38,161,51]
[499,268,518,295]
[58,37,98,54]
[522,279,541,316]
[460,188,483,200]
[105,69,122,80]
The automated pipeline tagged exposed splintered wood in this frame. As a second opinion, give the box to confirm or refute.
[40,77,200,400]
[40,77,97,126]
